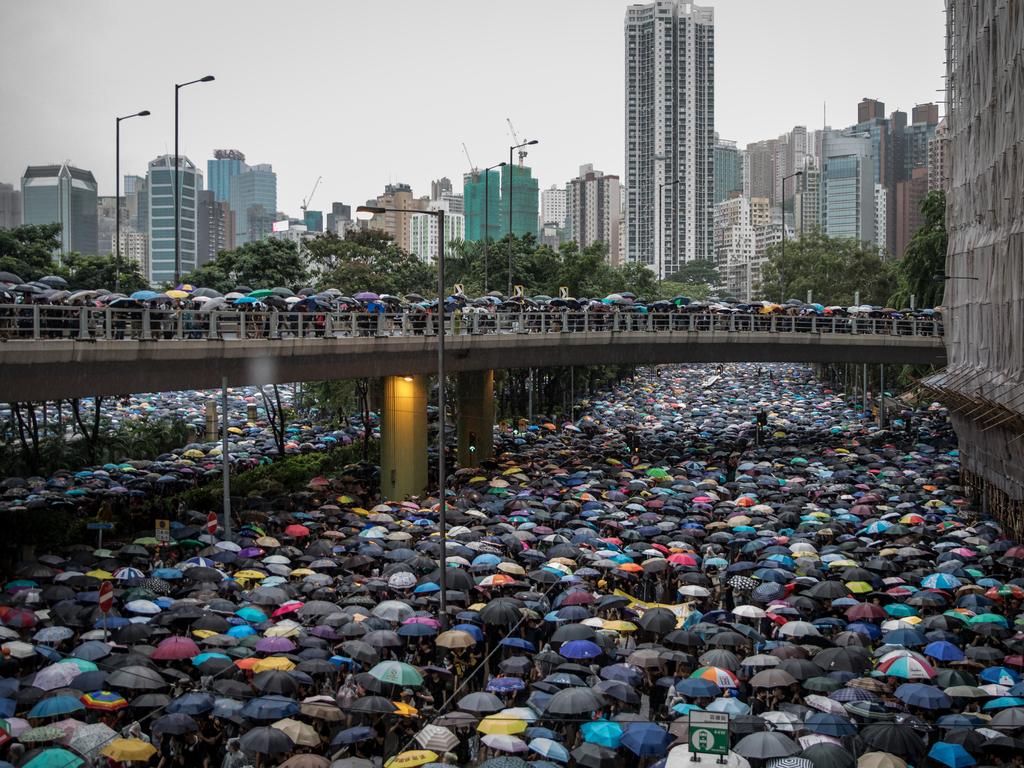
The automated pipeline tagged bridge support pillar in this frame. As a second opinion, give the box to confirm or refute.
[457,370,495,467]
[380,375,428,500]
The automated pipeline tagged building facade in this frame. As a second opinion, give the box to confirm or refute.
[207,149,246,203]
[565,164,621,265]
[116,229,149,276]
[364,183,426,252]
[0,183,22,229]
[928,119,950,192]
[819,132,874,244]
[499,164,539,239]
[794,164,820,235]
[713,138,742,204]
[146,154,202,284]
[326,202,353,236]
[197,190,235,266]
[303,210,323,233]
[96,196,119,256]
[21,163,98,256]
[894,167,929,258]
[541,185,567,227]
[229,163,276,245]
[409,203,465,264]
[463,169,502,242]
[624,0,715,277]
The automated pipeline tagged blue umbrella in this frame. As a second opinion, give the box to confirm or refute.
[167,692,215,715]
[922,573,962,590]
[453,623,484,642]
[397,623,436,637]
[331,726,378,747]
[559,640,602,660]
[28,694,85,718]
[486,677,526,693]
[580,720,623,748]
[884,628,927,646]
[675,678,721,697]
[928,742,976,768]
[924,641,964,661]
[600,664,643,686]
[500,637,536,652]
[130,290,159,301]
[980,666,1021,686]
[239,695,299,720]
[804,713,857,737]
[621,723,674,757]
[895,683,951,710]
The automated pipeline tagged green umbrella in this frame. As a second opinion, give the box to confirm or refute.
[369,660,424,686]
[21,748,85,768]
[248,289,275,298]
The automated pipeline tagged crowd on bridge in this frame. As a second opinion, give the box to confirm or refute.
[0,363,1019,768]
[0,274,941,341]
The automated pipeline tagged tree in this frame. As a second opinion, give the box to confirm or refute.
[889,190,947,309]
[0,223,61,281]
[758,228,897,306]
[63,253,148,293]
[308,230,435,297]
[667,259,720,289]
[180,239,309,292]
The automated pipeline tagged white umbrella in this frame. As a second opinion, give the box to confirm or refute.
[415,724,459,752]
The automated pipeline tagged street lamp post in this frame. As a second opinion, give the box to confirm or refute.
[481,161,506,292]
[357,204,449,625]
[115,109,150,293]
[507,139,538,296]
[658,178,681,287]
[174,75,215,285]
[778,170,803,304]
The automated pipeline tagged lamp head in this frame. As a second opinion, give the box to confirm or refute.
[138,110,151,117]
[527,139,539,146]
[355,205,385,221]
[201,75,216,82]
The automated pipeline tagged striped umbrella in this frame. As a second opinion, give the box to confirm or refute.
[81,691,128,711]
[877,655,936,680]
[691,666,740,688]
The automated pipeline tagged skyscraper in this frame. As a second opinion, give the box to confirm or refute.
[20,163,98,256]
[713,138,742,204]
[463,169,502,242]
[499,164,539,239]
[197,190,235,266]
[819,132,874,244]
[229,163,276,244]
[625,0,715,277]
[565,165,621,265]
[326,203,352,236]
[409,199,465,264]
[146,154,202,284]
[365,183,426,252]
[0,183,22,229]
[207,149,246,203]
[541,185,567,227]
[431,177,452,200]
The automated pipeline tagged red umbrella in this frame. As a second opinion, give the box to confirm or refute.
[845,603,887,621]
[285,524,310,538]
[151,636,201,661]
[0,607,38,629]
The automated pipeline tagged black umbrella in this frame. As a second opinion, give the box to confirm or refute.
[457,692,504,714]
[860,723,926,763]
[802,743,856,768]
[545,686,603,716]
[239,725,294,756]
[253,670,299,695]
[479,597,524,625]
[151,713,199,735]
[571,743,618,768]
[346,696,397,714]
[636,607,676,634]
[733,731,801,759]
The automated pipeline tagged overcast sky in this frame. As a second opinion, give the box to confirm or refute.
[0,1,945,216]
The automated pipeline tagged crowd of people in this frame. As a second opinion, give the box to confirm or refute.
[0,363,1014,768]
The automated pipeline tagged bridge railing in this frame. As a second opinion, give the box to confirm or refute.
[0,304,944,342]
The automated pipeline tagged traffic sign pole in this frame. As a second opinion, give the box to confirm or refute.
[688,711,730,762]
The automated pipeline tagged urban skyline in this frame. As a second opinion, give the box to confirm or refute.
[0,1,944,222]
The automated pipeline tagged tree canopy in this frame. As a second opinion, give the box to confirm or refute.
[0,223,62,281]
[758,228,897,307]
[889,190,947,309]
[181,238,310,292]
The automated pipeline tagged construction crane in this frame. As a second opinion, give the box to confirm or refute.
[301,176,322,216]
[507,118,530,165]
[462,143,477,172]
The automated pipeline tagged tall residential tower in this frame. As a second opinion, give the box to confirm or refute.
[624,0,715,278]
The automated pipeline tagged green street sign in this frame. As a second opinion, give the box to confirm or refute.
[688,712,729,756]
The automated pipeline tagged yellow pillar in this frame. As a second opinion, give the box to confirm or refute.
[380,375,428,500]
[457,370,495,467]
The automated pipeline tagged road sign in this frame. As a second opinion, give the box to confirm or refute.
[98,582,114,615]
[688,712,729,756]
[207,512,218,535]
[155,519,170,544]
[86,522,114,530]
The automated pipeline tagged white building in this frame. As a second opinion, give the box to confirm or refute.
[714,197,756,302]
[565,165,621,266]
[794,162,820,235]
[540,185,567,227]
[873,184,887,253]
[116,229,149,278]
[624,0,715,278]
[410,200,465,264]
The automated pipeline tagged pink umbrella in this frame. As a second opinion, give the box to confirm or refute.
[272,601,304,617]
[402,617,441,628]
[151,636,201,661]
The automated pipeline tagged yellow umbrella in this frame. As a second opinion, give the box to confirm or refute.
[165,289,190,299]
[393,701,419,717]
[385,750,438,768]
[252,656,295,672]
[101,738,157,762]
[255,536,281,547]
[846,581,872,594]
[234,570,267,581]
[182,449,205,458]
[192,629,219,639]
[85,569,113,580]
[436,630,475,649]
[478,716,527,735]
[290,568,314,577]
[604,620,638,633]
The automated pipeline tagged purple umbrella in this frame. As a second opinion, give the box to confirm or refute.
[354,292,379,301]
[255,637,297,653]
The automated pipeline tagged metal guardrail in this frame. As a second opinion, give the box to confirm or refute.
[0,305,944,342]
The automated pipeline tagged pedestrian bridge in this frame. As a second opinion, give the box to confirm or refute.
[0,307,945,403]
